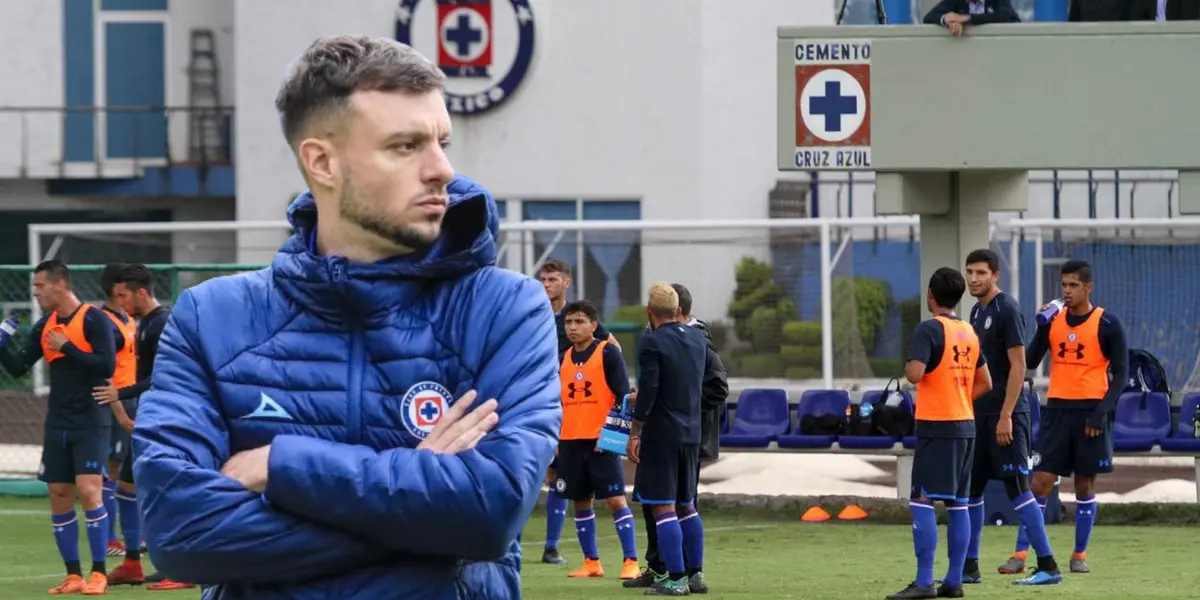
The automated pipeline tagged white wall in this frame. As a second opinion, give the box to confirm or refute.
[0,1,64,178]
[167,0,235,162]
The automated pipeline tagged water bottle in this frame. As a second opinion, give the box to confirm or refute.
[0,318,16,349]
[1035,299,1065,326]
[860,401,874,419]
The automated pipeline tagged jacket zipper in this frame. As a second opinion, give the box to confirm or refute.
[331,258,364,445]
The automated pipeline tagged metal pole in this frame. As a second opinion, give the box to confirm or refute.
[820,221,834,389]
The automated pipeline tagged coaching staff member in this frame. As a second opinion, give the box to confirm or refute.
[131,35,560,600]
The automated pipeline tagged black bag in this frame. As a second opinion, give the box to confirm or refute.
[871,377,914,437]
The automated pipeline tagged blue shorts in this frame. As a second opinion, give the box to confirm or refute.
[555,439,625,501]
[1033,407,1113,477]
[40,427,109,484]
[633,440,699,506]
[972,411,1032,484]
[912,437,975,502]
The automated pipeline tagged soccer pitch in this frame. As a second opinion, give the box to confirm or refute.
[0,497,1193,599]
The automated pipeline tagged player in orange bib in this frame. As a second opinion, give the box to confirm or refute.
[890,267,992,600]
[1024,259,1128,575]
[556,300,640,580]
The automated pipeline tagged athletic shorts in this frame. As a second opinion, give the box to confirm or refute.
[40,427,110,484]
[555,439,625,501]
[972,411,1032,483]
[911,437,975,502]
[633,440,699,506]
[109,426,131,464]
[1033,407,1114,477]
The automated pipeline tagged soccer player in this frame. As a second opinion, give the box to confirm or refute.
[888,267,991,600]
[132,36,559,599]
[556,300,640,580]
[95,264,138,560]
[93,264,194,590]
[962,250,1062,586]
[626,283,728,589]
[1023,259,1127,574]
[628,282,710,596]
[0,260,116,595]
[538,258,620,565]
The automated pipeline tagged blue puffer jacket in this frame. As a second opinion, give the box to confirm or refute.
[132,175,562,600]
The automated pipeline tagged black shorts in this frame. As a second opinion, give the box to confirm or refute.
[1033,407,1113,477]
[972,411,1032,483]
[555,439,626,501]
[109,426,131,464]
[40,427,110,484]
[912,437,975,503]
[633,440,699,506]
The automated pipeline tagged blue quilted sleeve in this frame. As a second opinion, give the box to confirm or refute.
[132,289,390,585]
[264,274,562,560]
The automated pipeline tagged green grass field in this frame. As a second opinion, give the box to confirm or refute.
[1,496,1195,599]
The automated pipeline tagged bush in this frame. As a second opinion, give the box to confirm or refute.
[785,366,822,380]
[780,344,822,368]
[782,321,821,346]
[609,304,648,328]
[898,296,922,359]
[736,353,784,378]
[727,257,789,342]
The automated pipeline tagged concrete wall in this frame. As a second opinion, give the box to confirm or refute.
[0,1,65,178]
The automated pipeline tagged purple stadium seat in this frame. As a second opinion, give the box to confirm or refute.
[1159,393,1200,452]
[838,388,913,449]
[719,388,789,448]
[1112,392,1172,452]
[720,403,730,434]
[777,389,851,449]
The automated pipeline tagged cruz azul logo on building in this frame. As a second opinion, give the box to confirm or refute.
[395,0,536,116]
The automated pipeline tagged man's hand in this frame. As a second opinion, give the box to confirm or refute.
[626,435,640,464]
[118,415,134,434]
[996,414,1014,446]
[1085,413,1106,438]
[222,445,271,493]
[92,381,120,406]
[417,390,499,455]
[627,388,638,405]
[46,328,68,352]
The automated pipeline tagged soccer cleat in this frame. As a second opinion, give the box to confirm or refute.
[934,583,963,598]
[541,547,566,565]
[886,582,936,599]
[81,571,108,595]
[107,559,145,586]
[644,576,691,596]
[687,572,709,594]
[568,558,604,578]
[619,558,641,580]
[105,540,125,557]
[1012,569,1064,586]
[146,579,197,591]
[1069,557,1090,573]
[48,574,85,595]
[144,572,166,583]
[623,567,665,588]
[961,560,982,584]
[997,555,1026,574]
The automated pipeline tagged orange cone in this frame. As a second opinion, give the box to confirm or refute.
[837,504,868,521]
[800,506,831,522]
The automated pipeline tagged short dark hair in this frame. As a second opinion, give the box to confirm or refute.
[100,263,127,297]
[964,248,1000,274]
[35,260,70,284]
[562,300,599,323]
[116,263,155,295]
[1061,259,1092,284]
[539,259,572,278]
[671,283,692,317]
[274,35,446,147]
[928,267,967,309]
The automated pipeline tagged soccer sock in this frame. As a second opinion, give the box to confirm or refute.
[544,491,567,550]
[678,505,705,575]
[83,506,109,573]
[117,489,142,561]
[52,512,81,575]
[102,479,118,543]
[944,502,969,588]
[1074,494,1097,556]
[574,509,599,560]
[654,511,686,581]
[642,503,664,572]
[909,500,938,588]
[966,496,984,561]
[1013,492,1054,565]
[611,507,638,561]
[1013,496,1046,556]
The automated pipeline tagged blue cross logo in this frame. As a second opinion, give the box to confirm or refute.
[809,81,858,133]
[420,400,440,422]
[445,13,483,57]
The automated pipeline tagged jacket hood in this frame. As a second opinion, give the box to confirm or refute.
[271,174,501,323]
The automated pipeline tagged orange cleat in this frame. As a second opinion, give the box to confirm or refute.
[107,559,145,586]
[146,579,197,591]
[81,571,108,595]
[48,574,85,595]
[619,558,640,580]
[568,558,604,578]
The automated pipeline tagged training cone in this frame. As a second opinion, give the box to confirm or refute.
[800,506,831,522]
[837,504,868,521]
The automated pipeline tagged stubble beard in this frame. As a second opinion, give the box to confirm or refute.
[339,178,441,253]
